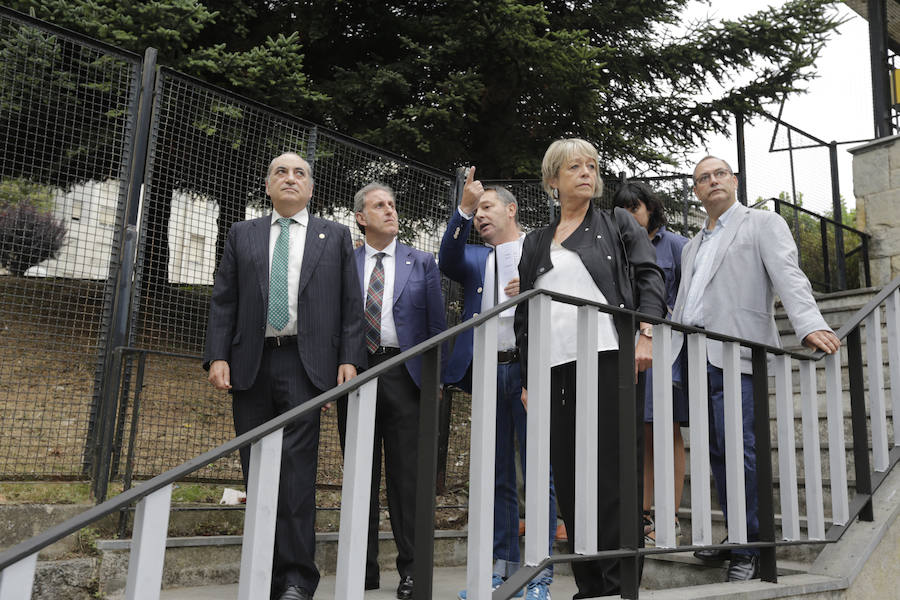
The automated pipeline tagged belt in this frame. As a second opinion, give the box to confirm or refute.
[264,334,297,348]
[369,346,401,356]
[497,349,519,364]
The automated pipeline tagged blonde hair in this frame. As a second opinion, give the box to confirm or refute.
[541,138,604,200]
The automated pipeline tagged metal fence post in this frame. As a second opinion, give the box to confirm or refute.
[615,312,640,599]
[91,47,158,501]
[752,347,777,583]
[847,326,874,521]
[735,111,747,206]
[829,141,847,290]
[820,217,832,292]
[413,345,442,599]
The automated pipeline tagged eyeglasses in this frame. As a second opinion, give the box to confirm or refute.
[694,168,732,186]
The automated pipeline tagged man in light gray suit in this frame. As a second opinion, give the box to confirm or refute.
[670,155,840,581]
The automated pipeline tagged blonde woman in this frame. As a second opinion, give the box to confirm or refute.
[514,139,665,597]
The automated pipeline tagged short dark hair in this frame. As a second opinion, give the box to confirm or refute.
[482,185,519,225]
[353,182,395,234]
[613,181,666,233]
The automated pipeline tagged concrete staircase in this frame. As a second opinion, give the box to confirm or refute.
[11,288,899,599]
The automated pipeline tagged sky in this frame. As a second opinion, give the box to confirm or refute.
[678,0,873,215]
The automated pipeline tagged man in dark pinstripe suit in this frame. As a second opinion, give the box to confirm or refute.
[204,152,366,600]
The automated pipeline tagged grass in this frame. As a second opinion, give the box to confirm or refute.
[0,481,232,505]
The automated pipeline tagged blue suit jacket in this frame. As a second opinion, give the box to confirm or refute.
[356,240,448,388]
[203,214,367,392]
[437,209,492,390]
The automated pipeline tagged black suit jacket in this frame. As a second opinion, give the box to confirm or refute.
[203,213,366,392]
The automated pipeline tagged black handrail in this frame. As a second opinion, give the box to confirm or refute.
[3,282,899,597]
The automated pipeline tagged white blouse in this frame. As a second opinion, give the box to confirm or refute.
[534,241,619,367]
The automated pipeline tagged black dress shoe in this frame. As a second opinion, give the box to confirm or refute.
[364,577,380,591]
[727,554,759,581]
[278,585,312,600]
[396,575,414,599]
[693,537,731,562]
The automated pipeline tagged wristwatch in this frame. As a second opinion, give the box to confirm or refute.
[639,325,653,339]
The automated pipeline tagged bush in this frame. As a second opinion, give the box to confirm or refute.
[0,201,67,276]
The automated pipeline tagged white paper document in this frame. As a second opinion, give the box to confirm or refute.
[495,240,522,317]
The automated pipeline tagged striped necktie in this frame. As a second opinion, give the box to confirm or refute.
[364,252,385,353]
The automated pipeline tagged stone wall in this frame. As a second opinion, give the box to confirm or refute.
[850,135,900,286]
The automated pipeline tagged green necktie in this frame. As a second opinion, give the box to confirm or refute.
[267,217,292,331]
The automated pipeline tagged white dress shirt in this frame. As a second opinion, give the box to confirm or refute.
[682,200,741,328]
[363,238,399,348]
[265,207,308,337]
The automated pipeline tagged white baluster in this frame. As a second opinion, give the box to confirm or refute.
[825,353,849,526]
[575,306,598,554]
[0,553,37,600]
[465,316,498,600]
[687,333,712,546]
[866,309,889,471]
[775,355,800,540]
[652,324,676,548]
[238,430,283,600]
[525,294,552,566]
[124,484,173,600]
[722,341,747,544]
[799,361,825,540]
[335,380,378,600]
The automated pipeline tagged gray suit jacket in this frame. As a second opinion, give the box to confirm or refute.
[671,203,831,373]
[203,214,366,391]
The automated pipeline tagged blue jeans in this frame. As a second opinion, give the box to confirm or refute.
[706,363,759,558]
[493,361,556,579]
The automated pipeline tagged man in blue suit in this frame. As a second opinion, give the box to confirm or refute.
[337,182,447,599]
[439,168,556,599]
[204,152,366,600]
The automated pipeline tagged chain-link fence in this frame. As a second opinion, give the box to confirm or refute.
[0,6,869,496]
[0,8,141,480]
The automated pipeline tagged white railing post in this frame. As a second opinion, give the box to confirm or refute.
[575,306,598,554]
[799,361,825,540]
[525,294,552,566]
[774,355,800,540]
[0,553,38,600]
[722,341,747,544]
[687,333,712,546]
[825,352,849,526]
[885,289,900,448]
[335,379,379,600]
[124,484,173,600]
[866,308,889,471]
[238,430,283,600]
[652,324,676,548]
[465,316,499,600]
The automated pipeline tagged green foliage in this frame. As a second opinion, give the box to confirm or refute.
[763,193,866,292]
[9,0,843,179]
[0,178,55,211]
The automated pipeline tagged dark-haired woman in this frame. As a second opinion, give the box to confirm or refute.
[614,181,689,547]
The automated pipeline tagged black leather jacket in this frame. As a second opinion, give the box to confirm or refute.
[514,204,665,382]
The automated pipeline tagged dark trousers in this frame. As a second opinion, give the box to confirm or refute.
[549,352,644,598]
[337,348,420,582]
[232,345,322,598]
[706,362,759,557]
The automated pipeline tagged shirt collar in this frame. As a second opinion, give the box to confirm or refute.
[704,200,740,232]
[365,237,397,259]
[272,207,309,226]
[484,231,526,250]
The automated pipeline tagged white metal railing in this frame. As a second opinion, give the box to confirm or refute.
[2,283,899,599]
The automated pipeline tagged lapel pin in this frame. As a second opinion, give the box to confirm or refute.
[319,233,325,239]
